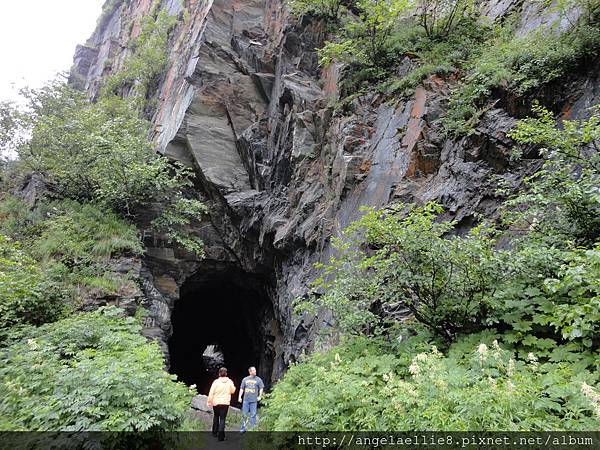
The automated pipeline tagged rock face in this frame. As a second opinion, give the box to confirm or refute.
[71,0,600,385]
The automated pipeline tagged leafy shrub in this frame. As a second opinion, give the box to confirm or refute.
[416,0,478,39]
[545,247,600,347]
[300,202,502,341]
[488,242,600,363]
[31,200,143,262]
[379,17,492,97]
[318,0,413,68]
[4,79,206,255]
[0,306,195,431]
[441,23,600,136]
[0,235,66,340]
[286,0,347,21]
[0,195,47,240]
[151,197,208,258]
[505,103,600,246]
[324,1,490,102]
[14,84,190,214]
[261,335,600,430]
[18,200,143,302]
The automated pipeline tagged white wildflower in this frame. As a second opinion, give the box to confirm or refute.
[409,362,420,376]
[527,352,538,369]
[415,352,428,362]
[507,358,515,377]
[581,382,600,420]
[477,343,488,364]
[581,382,595,397]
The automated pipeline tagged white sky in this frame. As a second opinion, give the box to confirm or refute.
[0,0,105,104]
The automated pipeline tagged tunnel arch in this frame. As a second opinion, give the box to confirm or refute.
[167,264,282,401]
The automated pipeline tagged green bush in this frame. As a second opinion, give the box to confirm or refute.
[286,0,347,21]
[0,196,145,307]
[31,200,143,262]
[300,202,502,341]
[379,17,492,97]
[4,79,206,255]
[20,200,143,302]
[318,0,413,68]
[0,195,47,240]
[261,335,600,430]
[441,23,600,136]
[545,247,600,346]
[151,197,208,258]
[505,103,600,246]
[0,235,66,340]
[15,84,191,214]
[0,306,195,431]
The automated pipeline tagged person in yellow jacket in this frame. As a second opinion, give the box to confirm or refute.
[207,367,236,441]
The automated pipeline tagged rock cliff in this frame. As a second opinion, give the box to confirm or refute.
[70,0,600,386]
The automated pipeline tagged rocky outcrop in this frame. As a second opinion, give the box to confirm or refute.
[71,0,600,384]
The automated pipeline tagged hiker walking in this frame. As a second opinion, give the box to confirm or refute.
[207,367,236,441]
[239,366,264,432]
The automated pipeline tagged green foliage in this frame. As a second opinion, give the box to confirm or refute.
[0,235,67,341]
[151,197,207,256]
[491,109,600,353]
[0,101,21,153]
[14,84,190,214]
[379,17,492,97]
[545,247,600,346]
[102,7,176,107]
[262,335,600,430]
[0,196,144,305]
[0,195,46,240]
[322,0,491,102]
[287,0,346,20]
[505,103,600,246]
[32,200,143,262]
[318,0,413,68]
[302,202,501,341]
[441,23,600,136]
[321,0,598,123]
[3,80,207,255]
[488,242,600,362]
[29,200,143,302]
[0,306,195,431]
[416,0,479,39]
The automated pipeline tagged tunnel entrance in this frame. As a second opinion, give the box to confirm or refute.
[168,266,280,402]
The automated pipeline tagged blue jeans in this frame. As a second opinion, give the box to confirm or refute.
[241,401,257,431]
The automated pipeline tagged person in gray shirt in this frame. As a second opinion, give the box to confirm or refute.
[238,366,264,432]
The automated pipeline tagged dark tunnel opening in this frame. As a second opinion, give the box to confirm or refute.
[168,267,280,405]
